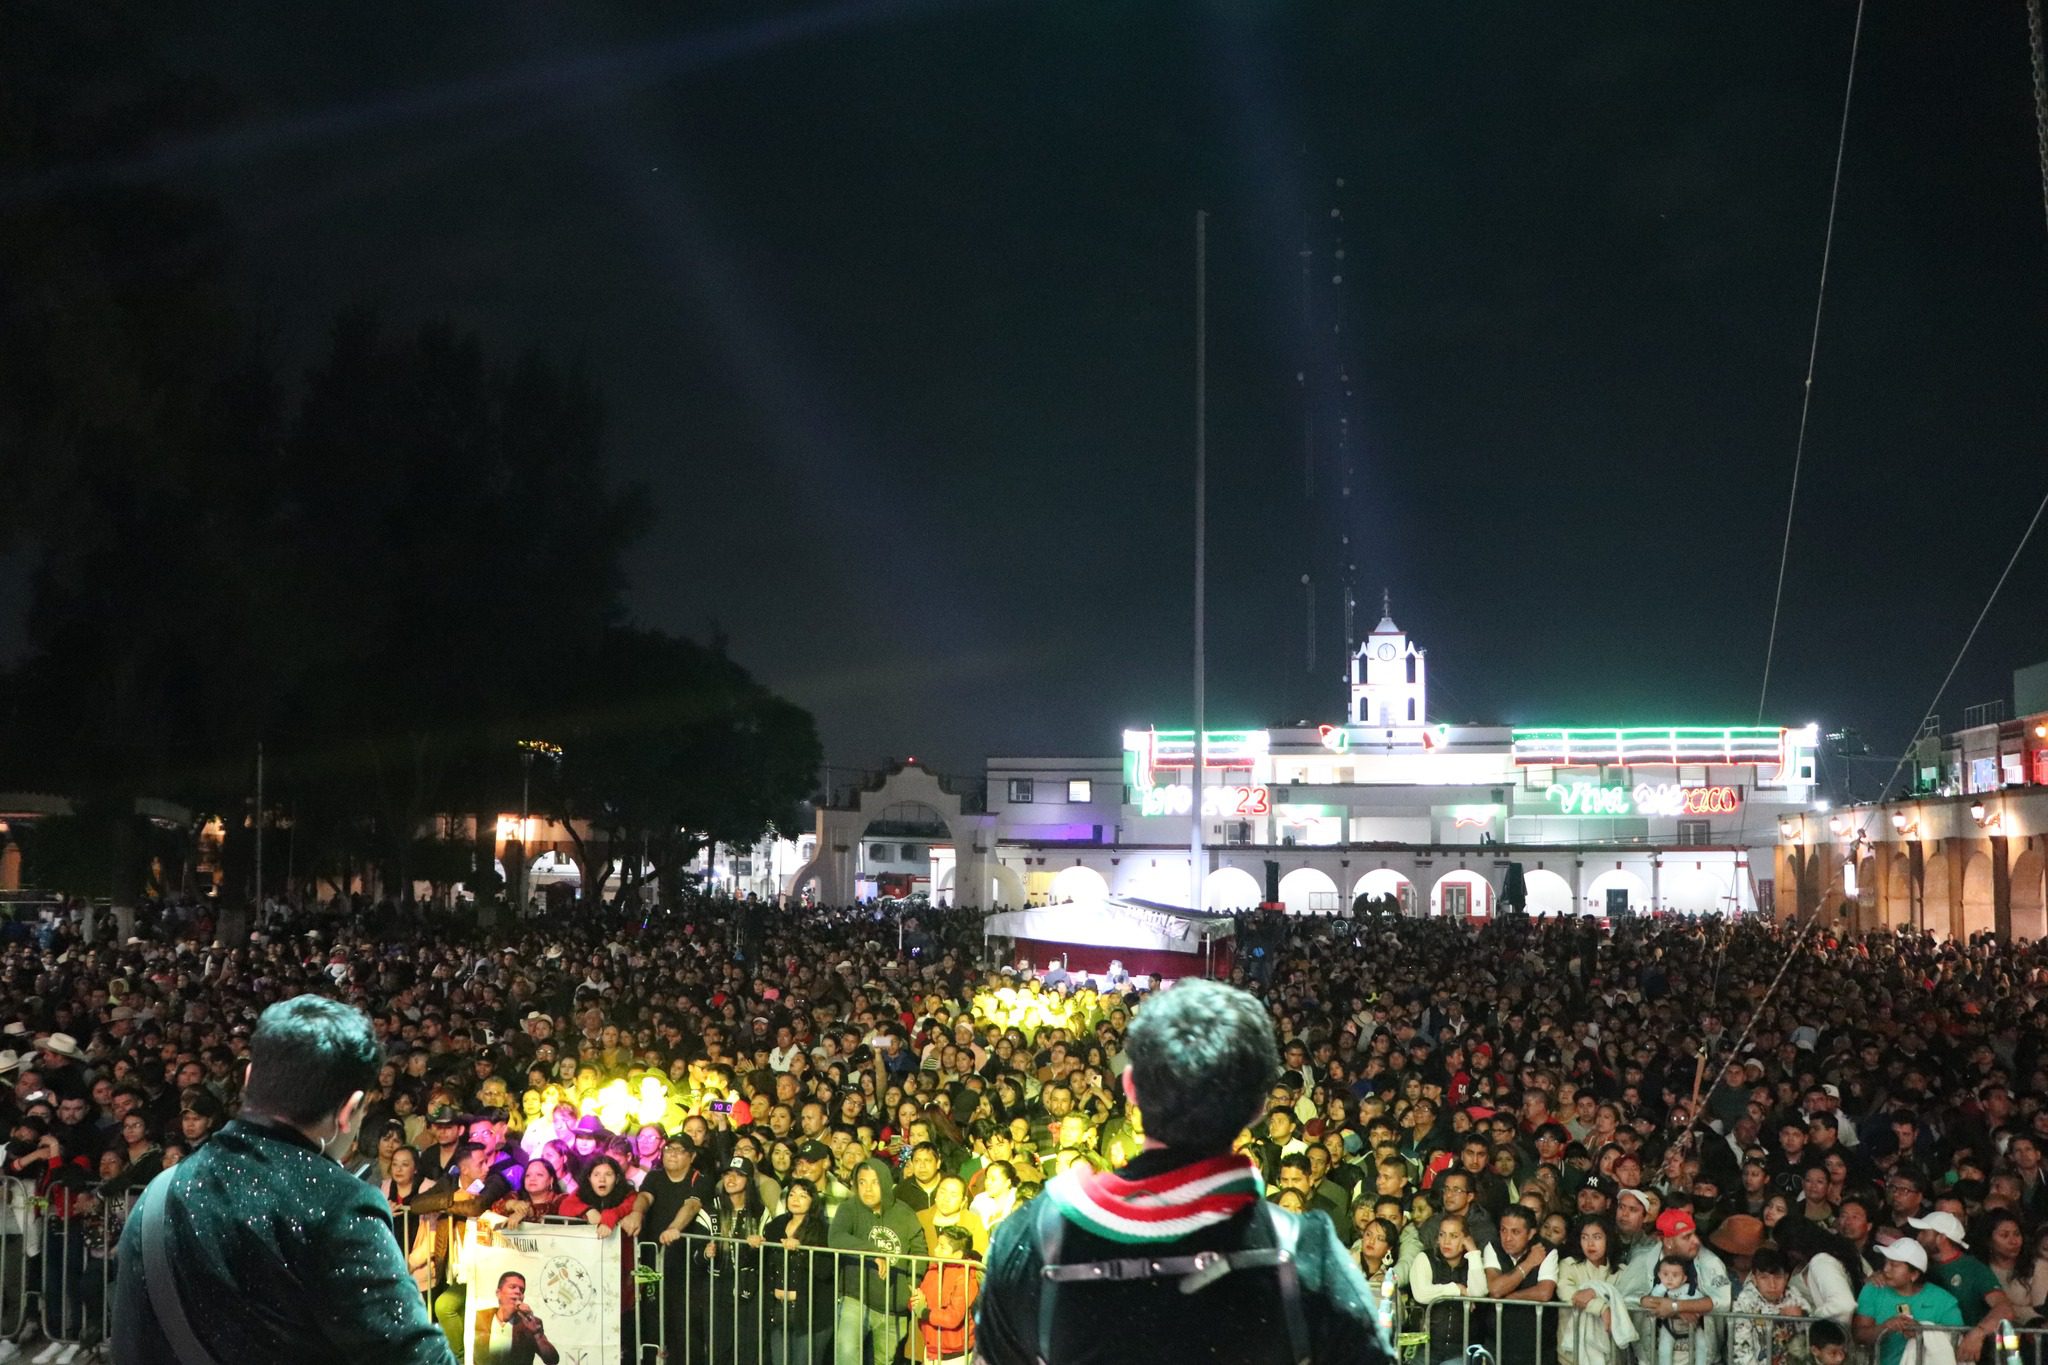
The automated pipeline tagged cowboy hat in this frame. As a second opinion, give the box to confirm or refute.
[0,1051,23,1075]
[37,1033,85,1061]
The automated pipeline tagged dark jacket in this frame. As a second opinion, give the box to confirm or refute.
[828,1157,928,1309]
[975,1148,1391,1365]
[112,1117,454,1365]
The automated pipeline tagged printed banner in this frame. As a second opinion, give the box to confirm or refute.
[464,1222,622,1365]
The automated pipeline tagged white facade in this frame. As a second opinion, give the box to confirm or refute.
[747,608,1822,917]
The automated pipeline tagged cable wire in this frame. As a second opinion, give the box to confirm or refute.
[1873,481,2048,802]
[1758,0,1869,722]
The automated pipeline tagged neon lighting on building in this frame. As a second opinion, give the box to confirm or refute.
[1545,784,1744,817]
[1512,727,1789,767]
[1139,784,1272,818]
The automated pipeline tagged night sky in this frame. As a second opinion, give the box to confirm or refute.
[15,0,2048,788]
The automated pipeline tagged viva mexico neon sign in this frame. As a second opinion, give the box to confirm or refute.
[1546,784,1742,817]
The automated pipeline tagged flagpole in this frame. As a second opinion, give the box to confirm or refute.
[1191,209,1208,914]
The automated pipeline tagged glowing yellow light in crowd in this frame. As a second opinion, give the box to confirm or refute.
[635,1076,669,1127]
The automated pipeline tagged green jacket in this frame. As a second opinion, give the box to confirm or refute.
[112,1117,454,1365]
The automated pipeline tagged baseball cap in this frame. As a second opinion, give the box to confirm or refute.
[724,1156,755,1179]
[796,1141,830,1163]
[1618,1188,1653,1212]
[1908,1212,1969,1248]
[1880,1239,1930,1272]
[1654,1209,1697,1238]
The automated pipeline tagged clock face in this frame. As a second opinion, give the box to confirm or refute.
[1377,644,1395,660]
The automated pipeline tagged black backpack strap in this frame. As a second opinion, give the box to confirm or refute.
[1034,1203,1068,1365]
[1030,1199,1311,1365]
[1256,1202,1313,1365]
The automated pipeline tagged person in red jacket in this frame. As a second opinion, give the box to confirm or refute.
[911,1225,981,1364]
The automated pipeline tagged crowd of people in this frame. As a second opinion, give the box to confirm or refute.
[6,890,2048,1365]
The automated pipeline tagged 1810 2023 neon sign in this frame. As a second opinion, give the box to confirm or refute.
[1139,784,1272,818]
[1546,784,1741,817]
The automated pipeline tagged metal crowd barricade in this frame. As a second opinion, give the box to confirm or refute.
[1414,1294,1593,1365]
[636,1231,985,1365]
[15,1177,134,1358]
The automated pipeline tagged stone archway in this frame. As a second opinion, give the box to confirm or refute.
[1963,852,1997,940]
[2012,847,2047,942]
[1523,868,1575,916]
[1204,866,1263,911]
[787,761,988,907]
[1049,865,1109,903]
[1352,868,1416,916]
[1431,869,1495,918]
[1584,868,1650,917]
[1886,855,1912,930]
[1923,851,1950,939]
[1278,867,1340,915]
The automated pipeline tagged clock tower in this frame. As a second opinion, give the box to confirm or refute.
[1349,591,1428,737]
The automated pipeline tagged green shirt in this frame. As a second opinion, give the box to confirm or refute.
[1855,1281,1963,1365]
[1931,1252,2002,1324]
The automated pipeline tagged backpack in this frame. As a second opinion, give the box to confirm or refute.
[1030,1199,1311,1365]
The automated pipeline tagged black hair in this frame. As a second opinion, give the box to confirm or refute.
[240,995,381,1126]
[1808,1322,1848,1353]
[1126,980,1279,1154]
[497,1271,526,1290]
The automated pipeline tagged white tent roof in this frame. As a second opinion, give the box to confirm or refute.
[983,895,1236,955]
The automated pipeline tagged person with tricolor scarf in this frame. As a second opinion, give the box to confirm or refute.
[974,979,1390,1365]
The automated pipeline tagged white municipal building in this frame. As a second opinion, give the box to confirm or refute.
[763,605,1821,917]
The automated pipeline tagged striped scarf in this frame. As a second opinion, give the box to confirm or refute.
[1045,1152,1263,1245]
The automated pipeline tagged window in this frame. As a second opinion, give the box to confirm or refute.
[1007,778,1034,803]
[869,844,894,862]
[1676,820,1710,847]
[1067,779,1093,803]
[1407,699,1416,721]
[901,845,923,862]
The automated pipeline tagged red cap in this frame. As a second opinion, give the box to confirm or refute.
[1655,1210,1697,1238]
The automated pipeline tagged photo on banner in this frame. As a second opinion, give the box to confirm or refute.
[464,1222,621,1365]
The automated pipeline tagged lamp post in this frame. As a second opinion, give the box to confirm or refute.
[515,740,562,915]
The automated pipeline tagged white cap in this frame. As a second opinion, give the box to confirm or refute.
[1880,1239,1930,1272]
[1618,1188,1653,1211]
[1908,1212,1969,1249]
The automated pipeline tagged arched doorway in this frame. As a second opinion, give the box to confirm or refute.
[1923,851,1951,938]
[2012,848,2047,942]
[1431,870,1494,918]
[860,800,952,903]
[1660,864,1737,916]
[1121,859,1190,905]
[1278,867,1340,915]
[1523,868,1575,916]
[1962,853,1996,940]
[1584,869,1649,917]
[988,863,1027,909]
[1855,857,1878,928]
[1204,867,1263,910]
[1351,868,1415,916]
[1885,856,1913,929]
[1049,865,1109,904]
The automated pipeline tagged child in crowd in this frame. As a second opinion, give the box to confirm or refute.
[1730,1248,1815,1365]
[1649,1255,1703,1365]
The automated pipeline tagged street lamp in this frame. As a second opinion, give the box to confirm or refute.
[1828,814,1850,837]
[1970,801,1987,824]
[1779,817,1803,841]
[1891,811,1911,834]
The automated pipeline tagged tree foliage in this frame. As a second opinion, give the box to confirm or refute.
[0,8,821,903]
